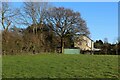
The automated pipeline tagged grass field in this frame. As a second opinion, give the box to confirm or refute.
[2,54,119,78]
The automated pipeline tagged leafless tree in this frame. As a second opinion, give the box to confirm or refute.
[104,38,109,54]
[18,2,51,54]
[0,2,20,32]
[19,2,50,34]
[45,7,90,53]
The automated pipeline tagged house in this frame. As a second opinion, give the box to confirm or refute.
[74,35,94,51]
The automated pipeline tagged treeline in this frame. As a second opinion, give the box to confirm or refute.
[2,24,74,55]
[1,2,89,55]
[93,40,119,55]
[80,40,119,55]
[1,2,119,55]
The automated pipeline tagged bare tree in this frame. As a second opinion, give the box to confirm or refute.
[18,2,51,54]
[0,2,20,32]
[19,2,50,34]
[45,7,90,53]
[104,38,109,54]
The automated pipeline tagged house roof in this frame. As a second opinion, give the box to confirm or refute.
[76,34,94,42]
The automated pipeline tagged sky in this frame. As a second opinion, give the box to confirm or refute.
[118,2,120,41]
[52,2,118,44]
[11,2,118,43]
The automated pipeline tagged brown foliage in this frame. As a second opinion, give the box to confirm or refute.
[45,7,90,53]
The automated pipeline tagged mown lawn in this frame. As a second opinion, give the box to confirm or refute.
[2,54,119,78]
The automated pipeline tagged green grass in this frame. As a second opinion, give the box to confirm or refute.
[2,54,119,78]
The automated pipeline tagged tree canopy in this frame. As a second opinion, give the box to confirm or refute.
[1,2,90,54]
[44,7,90,53]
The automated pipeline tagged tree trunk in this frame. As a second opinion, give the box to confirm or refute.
[61,37,64,53]
[33,28,35,34]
